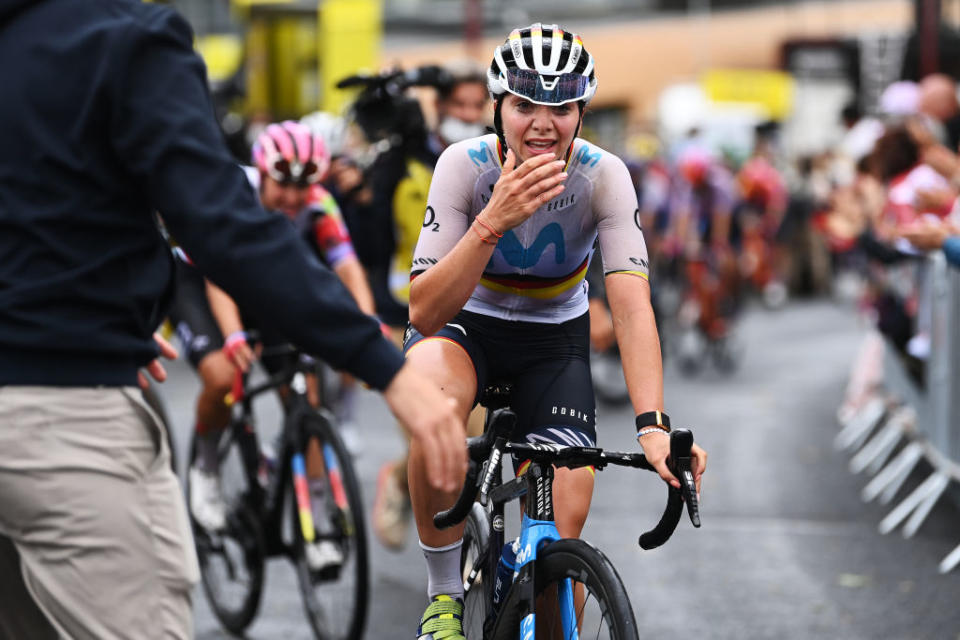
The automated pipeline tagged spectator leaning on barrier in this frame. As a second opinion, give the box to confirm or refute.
[0,1,466,638]
[918,73,960,151]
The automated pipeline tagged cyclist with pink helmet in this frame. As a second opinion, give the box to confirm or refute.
[170,120,377,551]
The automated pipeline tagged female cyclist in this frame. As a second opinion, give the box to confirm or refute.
[403,24,708,638]
[172,121,376,540]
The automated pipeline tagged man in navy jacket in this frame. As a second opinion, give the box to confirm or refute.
[0,0,466,637]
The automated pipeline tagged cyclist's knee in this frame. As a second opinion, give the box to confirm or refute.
[404,339,476,417]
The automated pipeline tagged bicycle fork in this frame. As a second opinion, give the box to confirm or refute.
[493,463,580,640]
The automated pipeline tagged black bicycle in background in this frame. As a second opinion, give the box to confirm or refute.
[436,384,701,639]
[186,335,368,640]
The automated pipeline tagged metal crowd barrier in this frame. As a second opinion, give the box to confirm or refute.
[836,252,960,574]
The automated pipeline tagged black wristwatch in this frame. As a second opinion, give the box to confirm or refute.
[635,410,671,433]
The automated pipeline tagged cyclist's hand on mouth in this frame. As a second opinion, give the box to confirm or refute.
[481,149,567,232]
[384,363,468,493]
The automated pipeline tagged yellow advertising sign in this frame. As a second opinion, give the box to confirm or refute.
[319,0,382,114]
[702,69,795,121]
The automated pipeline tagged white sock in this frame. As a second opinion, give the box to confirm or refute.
[419,539,464,601]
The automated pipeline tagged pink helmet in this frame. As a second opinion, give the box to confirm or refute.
[252,120,329,186]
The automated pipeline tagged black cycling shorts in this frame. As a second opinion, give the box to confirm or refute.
[403,310,596,457]
[167,260,294,374]
[168,260,223,369]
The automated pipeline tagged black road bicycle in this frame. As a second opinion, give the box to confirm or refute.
[436,385,701,639]
[186,337,368,640]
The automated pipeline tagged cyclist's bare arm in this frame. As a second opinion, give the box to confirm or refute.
[205,279,256,371]
[409,150,565,335]
[332,256,376,316]
[593,157,706,493]
[605,274,670,465]
[607,273,707,493]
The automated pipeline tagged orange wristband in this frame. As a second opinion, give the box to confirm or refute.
[472,221,497,245]
[475,215,503,238]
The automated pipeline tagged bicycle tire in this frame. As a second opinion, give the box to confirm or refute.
[188,426,266,635]
[461,503,491,640]
[290,410,369,640]
[494,538,638,640]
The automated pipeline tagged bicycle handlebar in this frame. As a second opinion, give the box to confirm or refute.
[638,429,701,550]
[226,331,317,405]
[433,409,702,549]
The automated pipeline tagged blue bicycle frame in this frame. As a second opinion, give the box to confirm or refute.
[513,514,578,639]
[480,456,581,640]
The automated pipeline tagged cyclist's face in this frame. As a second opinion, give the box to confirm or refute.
[260,175,310,218]
[501,94,580,163]
[440,81,488,125]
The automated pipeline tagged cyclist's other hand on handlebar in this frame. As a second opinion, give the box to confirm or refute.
[384,364,467,493]
[138,332,178,390]
[637,430,679,489]
[223,330,256,373]
[483,149,567,232]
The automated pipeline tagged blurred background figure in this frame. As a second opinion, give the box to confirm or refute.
[311,61,491,551]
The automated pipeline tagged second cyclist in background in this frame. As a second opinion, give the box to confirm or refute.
[324,62,492,551]
[171,121,378,542]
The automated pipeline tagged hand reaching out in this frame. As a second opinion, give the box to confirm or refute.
[139,332,178,389]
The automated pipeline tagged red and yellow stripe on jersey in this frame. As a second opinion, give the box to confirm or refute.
[479,257,589,300]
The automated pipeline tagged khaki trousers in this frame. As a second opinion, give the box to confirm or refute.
[0,387,198,640]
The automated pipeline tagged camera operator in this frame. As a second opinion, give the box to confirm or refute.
[326,61,489,551]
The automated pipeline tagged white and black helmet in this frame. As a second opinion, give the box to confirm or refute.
[487,23,597,106]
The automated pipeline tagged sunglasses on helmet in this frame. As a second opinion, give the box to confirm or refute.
[269,158,321,187]
[503,68,590,106]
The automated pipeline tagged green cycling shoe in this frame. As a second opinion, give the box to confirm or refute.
[416,594,465,640]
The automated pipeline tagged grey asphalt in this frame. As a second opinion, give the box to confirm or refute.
[154,300,960,640]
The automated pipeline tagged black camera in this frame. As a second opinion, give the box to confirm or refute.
[336,66,452,146]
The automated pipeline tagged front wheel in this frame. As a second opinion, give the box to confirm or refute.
[188,425,266,635]
[290,410,370,640]
[495,538,639,640]
[461,503,491,640]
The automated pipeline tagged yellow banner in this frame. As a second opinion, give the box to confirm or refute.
[195,34,245,85]
[702,69,795,121]
[319,0,382,114]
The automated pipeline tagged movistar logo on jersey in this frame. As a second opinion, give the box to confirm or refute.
[574,144,601,167]
[468,142,493,167]
[497,223,565,268]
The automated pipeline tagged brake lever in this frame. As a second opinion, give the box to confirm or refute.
[669,429,701,528]
[638,429,701,550]
[478,437,506,507]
